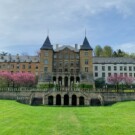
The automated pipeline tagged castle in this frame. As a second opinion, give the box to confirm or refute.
[1,36,135,106]
[0,35,135,86]
[0,36,94,87]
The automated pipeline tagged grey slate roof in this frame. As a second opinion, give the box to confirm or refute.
[55,45,79,52]
[40,36,53,50]
[80,36,93,50]
[93,57,135,64]
[0,54,39,63]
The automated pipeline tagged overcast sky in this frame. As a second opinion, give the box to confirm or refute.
[0,0,135,55]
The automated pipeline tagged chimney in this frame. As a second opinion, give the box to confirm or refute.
[75,44,78,50]
[56,44,59,50]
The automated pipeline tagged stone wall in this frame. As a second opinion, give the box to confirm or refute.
[0,91,135,106]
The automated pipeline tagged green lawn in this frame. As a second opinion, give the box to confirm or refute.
[0,100,135,135]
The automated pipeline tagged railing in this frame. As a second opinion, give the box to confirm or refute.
[0,87,135,93]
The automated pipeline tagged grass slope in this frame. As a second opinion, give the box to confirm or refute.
[0,100,135,135]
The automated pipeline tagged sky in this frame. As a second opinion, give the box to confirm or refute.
[0,0,135,55]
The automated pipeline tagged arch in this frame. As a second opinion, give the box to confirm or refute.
[79,96,84,105]
[48,96,53,105]
[90,98,101,106]
[56,94,61,105]
[58,76,62,85]
[70,76,74,86]
[64,94,69,105]
[72,95,77,106]
[64,76,68,87]
[32,98,43,106]
[53,76,56,82]
[76,76,80,83]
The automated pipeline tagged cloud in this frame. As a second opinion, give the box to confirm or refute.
[0,0,135,54]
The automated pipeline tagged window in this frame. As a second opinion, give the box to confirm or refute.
[108,73,111,76]
[70,54,74,59]
[44,59,48,64]
[95,72,98,77]
[65,54,68,59]
[71,62,74,66]
[59,69,62,72]
[76,69,79,73]
[108,66,111,71]
[84,51,88,56]
[59,62,62,66]
[71,69,74,73]
[85,67,88,72]
[114,66,117,71]
[120,73,123,76]
[36,65,38,69]
[16,64,20,69]
[22,65,25,69]
[65,68,68,72]
[124,73,127,76]
[28,65,31,69]
[102,66,105,71]
[85,59,88,65]
[44,67,48,72]
[95,66,98,71]
[76,61,79,66]
[59,54,62,59]
[129,66,132,71]
[134,73,135,77]
[45,51,48,56]
[120,66,123,71]
[0,65,1,69]
[124,66,127,71]
[76,54,79,59]
[53,69,56,72]
[64,62,68,66]
[134,66,135,71]
[54,54,57,58]
[53,61,56,66]
[129,73,132,77]
[102,72,105,77]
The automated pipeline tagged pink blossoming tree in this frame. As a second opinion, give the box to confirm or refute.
[0,71,36,88]
[107,74,135,91]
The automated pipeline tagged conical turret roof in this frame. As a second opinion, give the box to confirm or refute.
[40,36,53,50]
[80,36,93,50]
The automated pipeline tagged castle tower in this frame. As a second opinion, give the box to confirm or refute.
[79,36,94,86]
[39,36,53,83]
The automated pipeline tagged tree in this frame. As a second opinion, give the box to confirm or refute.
[94,45,103,56]
[95,77,105,88]
[107,74,123,91]
[0,71,36,88]
[107,74,135,91]
[102,45,113,57]
[123,75,135,86]
[112,49,127,57]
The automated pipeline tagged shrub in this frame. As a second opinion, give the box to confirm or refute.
[37,83,54,89]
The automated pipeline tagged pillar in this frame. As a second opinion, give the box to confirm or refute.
[42,96,45,105]
[77,97,79,106]
[62,76,64,87]
[68,77,70,87]
[54,97,56,105]
[69,97,72,105]
[56,77,59,85]
[61,97,64,105]
[75,76,76,83]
